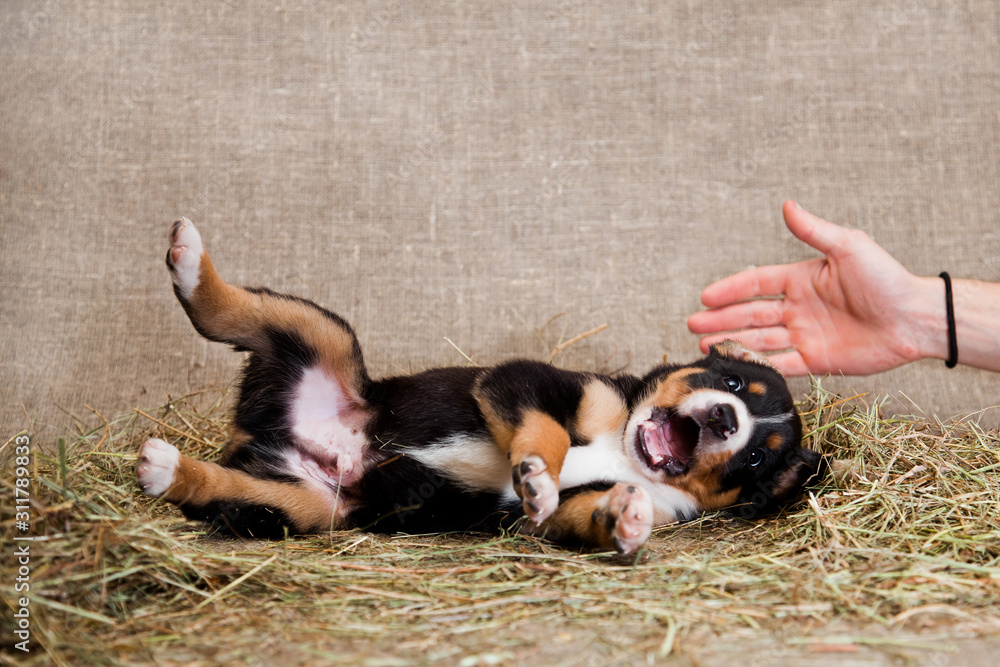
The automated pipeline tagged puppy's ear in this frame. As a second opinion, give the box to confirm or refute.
[771,448,825,503]
[709,339,776,370]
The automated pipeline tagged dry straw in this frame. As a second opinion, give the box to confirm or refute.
[2,380,999,664]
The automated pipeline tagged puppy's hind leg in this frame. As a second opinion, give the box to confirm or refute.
[163,217,375,486]
[166,217,206,302]
[137,438,345,537]
[165,216,251,346]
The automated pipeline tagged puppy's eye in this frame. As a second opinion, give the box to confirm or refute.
[723,376,743,392]
[748,449,764,468]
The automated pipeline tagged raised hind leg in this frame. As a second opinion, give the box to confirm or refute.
[165,217,368,394]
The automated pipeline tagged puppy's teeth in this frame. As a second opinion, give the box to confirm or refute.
[641,420,657,431]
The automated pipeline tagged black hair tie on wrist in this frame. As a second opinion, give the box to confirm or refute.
[939,272,958,368]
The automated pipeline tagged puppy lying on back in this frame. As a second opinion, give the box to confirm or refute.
[137,219,823,554]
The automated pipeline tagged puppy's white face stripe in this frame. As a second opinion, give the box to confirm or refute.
[753,411,795,426]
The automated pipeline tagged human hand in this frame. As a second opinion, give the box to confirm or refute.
[687,200,944,376]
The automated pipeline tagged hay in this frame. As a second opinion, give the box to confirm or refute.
[3,380,1000,665]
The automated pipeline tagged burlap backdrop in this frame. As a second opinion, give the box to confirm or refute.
[2,1,998,440]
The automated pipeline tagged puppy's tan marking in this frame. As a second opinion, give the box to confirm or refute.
[748,381,767,396]
[766,433,785,451]
[218,426,254,465]
[475,393,516,452]
[530,487,611,547]
[575,379,628,441]
[647,367,703,407]
[163,453,343,533]
[674,449,740,510]
[508,410,570,477]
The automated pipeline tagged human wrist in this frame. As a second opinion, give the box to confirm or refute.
[901,275,950,364]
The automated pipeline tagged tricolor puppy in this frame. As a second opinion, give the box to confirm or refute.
[137,219,823,554]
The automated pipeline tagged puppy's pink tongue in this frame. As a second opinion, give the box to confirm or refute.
[641,420,673,465]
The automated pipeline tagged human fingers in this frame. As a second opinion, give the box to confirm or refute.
[782,200,852,257]
[699,264,791,308]
[687,299,785,335]
[696,327,793,355]
[762,350,811,377]
[695,335,809,376]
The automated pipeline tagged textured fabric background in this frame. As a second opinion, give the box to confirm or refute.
[2,1,998,439]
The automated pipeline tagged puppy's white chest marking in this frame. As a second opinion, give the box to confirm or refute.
[409,435,512,495]
[290,366,368,481]
[409,434,634,502]
[560,433,633,488]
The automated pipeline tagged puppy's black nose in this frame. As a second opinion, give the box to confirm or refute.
[706,403,738,439]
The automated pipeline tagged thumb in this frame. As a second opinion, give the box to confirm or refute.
[782,200,850,257]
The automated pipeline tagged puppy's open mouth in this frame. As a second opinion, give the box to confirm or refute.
[635,409,699,476]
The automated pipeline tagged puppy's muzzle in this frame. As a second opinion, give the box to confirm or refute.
[688,402,739,440]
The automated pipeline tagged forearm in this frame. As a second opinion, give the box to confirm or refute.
[909,276,1000,372]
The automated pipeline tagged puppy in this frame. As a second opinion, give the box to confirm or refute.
[137,219,822,554]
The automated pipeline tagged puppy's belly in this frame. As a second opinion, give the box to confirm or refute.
[290,366,369,484]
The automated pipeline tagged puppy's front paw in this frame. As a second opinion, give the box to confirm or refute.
[136,438,180,498]
[512,455,559,525]
[165,217,203,299]
[602,483,653,555]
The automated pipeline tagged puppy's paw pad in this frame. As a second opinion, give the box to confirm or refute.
[166,218,203,298]
[513,455,559,525]
[606,483,653,555]
[136,438,180,498]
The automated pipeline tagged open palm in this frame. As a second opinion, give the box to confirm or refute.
[688,201,935,376]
